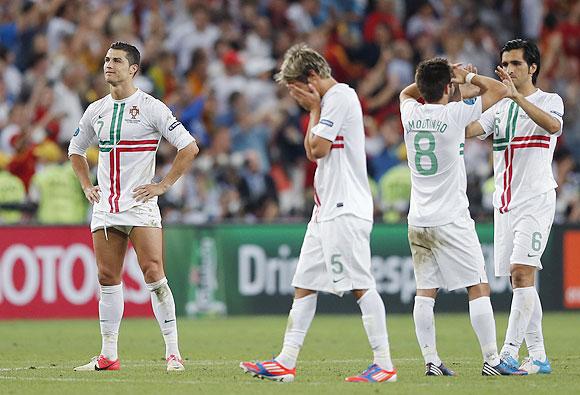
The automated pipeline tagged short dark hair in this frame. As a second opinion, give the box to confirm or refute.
[109,41,141,68]
[415,58,452,103]
[500,39,541,85]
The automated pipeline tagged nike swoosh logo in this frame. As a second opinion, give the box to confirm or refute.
[95,361,116,370]
[333,278,345,283]
[98,114,103,119]
[527,253,540,257]
[164,319,176,323]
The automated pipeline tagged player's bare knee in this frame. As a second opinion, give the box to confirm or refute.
[510,266,534,288]
[467,283,490,299]
[141,261,164,283]
[352,289,368,300]
[98,269,121,286]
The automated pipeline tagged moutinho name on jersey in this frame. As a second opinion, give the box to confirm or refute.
[407,119,448,133]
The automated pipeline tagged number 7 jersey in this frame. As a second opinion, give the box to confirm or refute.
[68,89,195,213]
[401,97,483,227]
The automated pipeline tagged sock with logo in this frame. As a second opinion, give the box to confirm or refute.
[501,286,536,359]
[147,277,180,359]
[99,283,124,361]
[413,295,441,366]
[469,296,501,366]
[275,293,317,369]
[358,289,394,371]
[525,288,547,361]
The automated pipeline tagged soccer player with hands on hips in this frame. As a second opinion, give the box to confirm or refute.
[466,39,564,375]
[400,57,529,376]
[69,42,199,372]
[240,44,397,383]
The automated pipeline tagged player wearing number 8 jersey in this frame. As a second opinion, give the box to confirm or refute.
[466,39,564,375]
[240,44,396,383]
[68,42,199,372]
[400,58,525,376]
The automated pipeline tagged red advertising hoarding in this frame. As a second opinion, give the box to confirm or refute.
[0,226,152,319]
[564,229,580,309]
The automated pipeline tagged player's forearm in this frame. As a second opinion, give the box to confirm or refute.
[459,84,481,99]
[399,83,421,102]
[449,83,462,102]
[304,109,320,162]
[512,94,561,134]
[469,74,508,111]
[159,141,199,191]
[69,154,94,190]
[465,122,485,138]
[304,131,314,161]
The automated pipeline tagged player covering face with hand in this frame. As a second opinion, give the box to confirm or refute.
[69,42,199,372]
[400,57,526,376]
[240,44,397,383]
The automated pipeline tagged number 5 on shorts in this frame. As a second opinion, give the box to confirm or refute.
[331,254,344,274]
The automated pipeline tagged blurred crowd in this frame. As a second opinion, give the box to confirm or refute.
[0,0,578,225]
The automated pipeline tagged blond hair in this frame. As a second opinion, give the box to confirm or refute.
[274,43,332,84]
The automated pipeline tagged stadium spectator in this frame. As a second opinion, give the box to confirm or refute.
[0,152,26,224]
[238,149,278,220]
[29,141,87,224]
[0,0,576,225]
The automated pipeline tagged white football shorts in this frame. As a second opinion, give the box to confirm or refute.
[292,214,376,296]
[91,200,162,236]
[494,189,555,277]
[408,211,488,291]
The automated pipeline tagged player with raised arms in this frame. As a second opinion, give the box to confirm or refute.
[400,57,527,376]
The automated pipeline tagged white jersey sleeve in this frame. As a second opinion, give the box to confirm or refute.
[149,99,195,150]
[545,93,564,136]
[311,89,349,142]
[68,104,97,157]
[400,98,420,124]
[477,102,497,140]
[447,97,483,128]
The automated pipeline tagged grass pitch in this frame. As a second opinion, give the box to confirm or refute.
[1,312,579,394]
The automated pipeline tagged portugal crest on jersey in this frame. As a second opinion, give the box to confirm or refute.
[129,105,140,119]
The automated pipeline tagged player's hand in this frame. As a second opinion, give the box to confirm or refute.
[451,63,468,84]
[83,185,101,204]
[132,183,168,202]
[287,83,321,112]
[495,66,519,99]
[465,63,478,75]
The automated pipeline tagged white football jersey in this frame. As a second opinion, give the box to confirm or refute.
[401,97,483,227]
[68,89,194,213]
[310,83,373,222]
[478,89,564,212]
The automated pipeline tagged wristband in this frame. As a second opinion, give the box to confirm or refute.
[465,72,476,84]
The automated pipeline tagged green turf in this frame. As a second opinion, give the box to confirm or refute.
[1,312,579,394]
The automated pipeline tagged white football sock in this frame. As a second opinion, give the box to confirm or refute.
[99,283,124,361]
[501,286,536,359]
[469,296,500,366]
[524,288,546,361]
[147,277,180,359]
[358,289,394,371]
[275,293,317,369]
[413,296,441,366]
